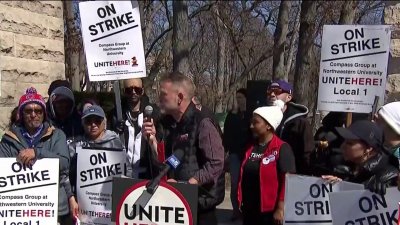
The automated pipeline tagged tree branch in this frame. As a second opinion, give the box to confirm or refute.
[189,1,217,19]
[313,42,322,48]
[145,1,216,59]
[228,49,274,94]
[145,27,172,58]
[356,1,383,24]
[164,0,171,25]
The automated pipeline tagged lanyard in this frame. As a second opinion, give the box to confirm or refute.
[22,124,44,147]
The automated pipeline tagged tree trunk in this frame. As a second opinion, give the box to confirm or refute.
[78,48,87,91]
[339,0,358,24]
[285,7,300,79]
[293,1,318,108]
[273,0,292,80]
[172,0,191,75]
[214,4,227,113]
[64,1,82,91]
[145,32,173,101]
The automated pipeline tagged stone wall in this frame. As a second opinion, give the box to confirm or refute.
[0,1,64,134]
[384,2,400,102]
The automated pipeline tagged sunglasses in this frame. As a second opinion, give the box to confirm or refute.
[84,116,104,126]
[124,86,144,95]
[23,108,43,116]
[267,87,288,95]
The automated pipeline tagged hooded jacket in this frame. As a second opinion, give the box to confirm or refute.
[0,122,71,216]
[276,101,313,175]
[68,130,130,195]
[109,95,161,179]
[47,86,84,142]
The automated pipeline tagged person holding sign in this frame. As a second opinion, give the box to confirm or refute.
[323,121,399,195]
[0,87,72,225]
[238,106,296,225]
[68,105,130,219]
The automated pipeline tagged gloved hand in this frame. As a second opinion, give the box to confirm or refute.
[116,120,125,134]
[365,176,388,195]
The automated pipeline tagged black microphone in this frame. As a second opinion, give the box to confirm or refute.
[146,149,184,194]
[144,105,153,123]
[143,105,155,178]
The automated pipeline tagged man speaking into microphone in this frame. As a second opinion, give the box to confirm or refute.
[142,72,225,225]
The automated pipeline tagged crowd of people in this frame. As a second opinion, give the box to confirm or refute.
[225,80,400,225]
[0,73,399,225]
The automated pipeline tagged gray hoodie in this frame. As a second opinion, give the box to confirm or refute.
[68,130,132,195]
[47,86,84,141]
[69,130,125,153]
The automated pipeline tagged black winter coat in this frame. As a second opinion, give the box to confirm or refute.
[347,152,399,188]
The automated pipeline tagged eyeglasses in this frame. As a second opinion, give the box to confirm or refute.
[267,87,288,95]
[84,117,104,126]
[23,108,43,116]
[124,86,144,95]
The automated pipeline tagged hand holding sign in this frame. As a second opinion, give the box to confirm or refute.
[322,175,343,184]
[17,148,36,166]
[69,196,79,218]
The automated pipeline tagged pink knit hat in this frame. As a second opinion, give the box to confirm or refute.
[18,87,46,117]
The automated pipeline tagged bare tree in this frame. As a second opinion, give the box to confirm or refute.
[64,1,85,91]
[273,0,292,80]
[293,1,318,108]
[62,0,385,115]
[172,0,191,74]
[212,3,228,113]
[339,0,359,24]
[285,3,301,80]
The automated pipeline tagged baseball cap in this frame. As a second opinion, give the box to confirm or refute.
[82,105,105,119]
[335,120,383,149]
[269,80,293,94]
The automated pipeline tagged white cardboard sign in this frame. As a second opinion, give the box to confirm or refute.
[76,147,128,225]
[79,0,146,81]
[317,25,391,113]
[329,188,400,225]
[0,158,59,225]
[284,175,363,225]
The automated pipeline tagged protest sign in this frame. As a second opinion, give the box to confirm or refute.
[115,180,195,225]
[284,175,363,225]
[0,158,59,225]
[76,146,128,225]
[330,188,400,225]
[79,1,146,81]
[317,25,391,113]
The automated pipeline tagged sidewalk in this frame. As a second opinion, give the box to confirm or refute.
[216,189,242,225]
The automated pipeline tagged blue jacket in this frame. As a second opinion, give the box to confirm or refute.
[0,122,71,216]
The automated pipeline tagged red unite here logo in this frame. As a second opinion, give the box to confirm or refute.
[131,57,138,67]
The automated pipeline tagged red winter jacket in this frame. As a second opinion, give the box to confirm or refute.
[238,134,287,213]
